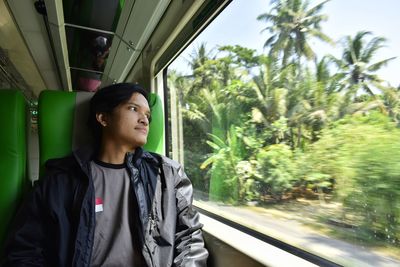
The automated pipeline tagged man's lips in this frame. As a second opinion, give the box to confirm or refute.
[135,127,148,134]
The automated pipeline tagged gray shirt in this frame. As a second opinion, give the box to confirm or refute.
[90,160,143,267]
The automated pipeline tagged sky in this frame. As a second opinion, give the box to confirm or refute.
[170,0,400,87]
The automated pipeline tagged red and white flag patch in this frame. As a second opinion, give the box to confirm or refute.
[95,197,103,212]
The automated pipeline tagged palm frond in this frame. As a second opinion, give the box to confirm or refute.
[367,57,396,72]
[361,36,387,62]
[305,0,330,17]
[207,133,227,149]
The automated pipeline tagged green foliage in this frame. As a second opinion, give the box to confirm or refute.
[348,135,400,244]
[381,86,400,125]
[201,126,246,204]
[256,144,297,200]
[306,112,400,243]
[236,160,260,202]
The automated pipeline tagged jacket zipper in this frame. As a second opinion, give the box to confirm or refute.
[71,161,96,267]
[126,155,155,267]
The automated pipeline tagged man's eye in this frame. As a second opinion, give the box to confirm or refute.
[129,106,137,111]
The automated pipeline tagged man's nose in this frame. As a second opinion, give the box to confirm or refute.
[138,113,149,125]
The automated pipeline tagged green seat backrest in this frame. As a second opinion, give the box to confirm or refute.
[0,90,27,250]
[38,91,91,176]
[38,90,164,175]
[144,93,164,154]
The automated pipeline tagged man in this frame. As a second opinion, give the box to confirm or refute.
[3,83,208,266]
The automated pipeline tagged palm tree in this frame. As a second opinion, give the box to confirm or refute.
[332,31,396,95]
[186,43,217,93]
[257,0,332,66]
[187,42,214,71]
[167,70,208,128]
[380,85,400,125]
[251,56,288,123]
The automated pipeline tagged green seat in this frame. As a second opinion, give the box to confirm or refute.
[38,90,164,175]
[0,90,28,251]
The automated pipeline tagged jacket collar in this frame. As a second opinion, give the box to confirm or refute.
[126,147,161,168]
[72,145,160,168]
[73,145,95,169]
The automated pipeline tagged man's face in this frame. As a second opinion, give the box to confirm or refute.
[103,92,150,150]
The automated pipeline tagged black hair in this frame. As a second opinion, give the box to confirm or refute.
[87,83,149,145]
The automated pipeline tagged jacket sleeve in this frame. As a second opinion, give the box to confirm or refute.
[173,166,208,267]
[2,181,47,267]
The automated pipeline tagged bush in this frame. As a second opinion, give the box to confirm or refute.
[347,132,400,244]
[306,112,400,244]
[256,144,297,201]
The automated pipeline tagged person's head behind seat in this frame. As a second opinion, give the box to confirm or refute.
[87,83,149,147]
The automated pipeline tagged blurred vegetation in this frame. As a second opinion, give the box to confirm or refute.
[167,0,399,246]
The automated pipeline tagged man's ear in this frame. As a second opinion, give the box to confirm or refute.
[96,112,108,127]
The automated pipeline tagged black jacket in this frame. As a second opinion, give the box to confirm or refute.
[2,147,208,267]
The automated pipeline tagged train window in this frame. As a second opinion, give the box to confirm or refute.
[166,0,400,266]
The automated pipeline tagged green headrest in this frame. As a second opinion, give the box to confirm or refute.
[38,90,164,175]
[144,93,164,154]
[0,90,27,250]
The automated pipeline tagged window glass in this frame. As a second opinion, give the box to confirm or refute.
[166,0,400,266]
